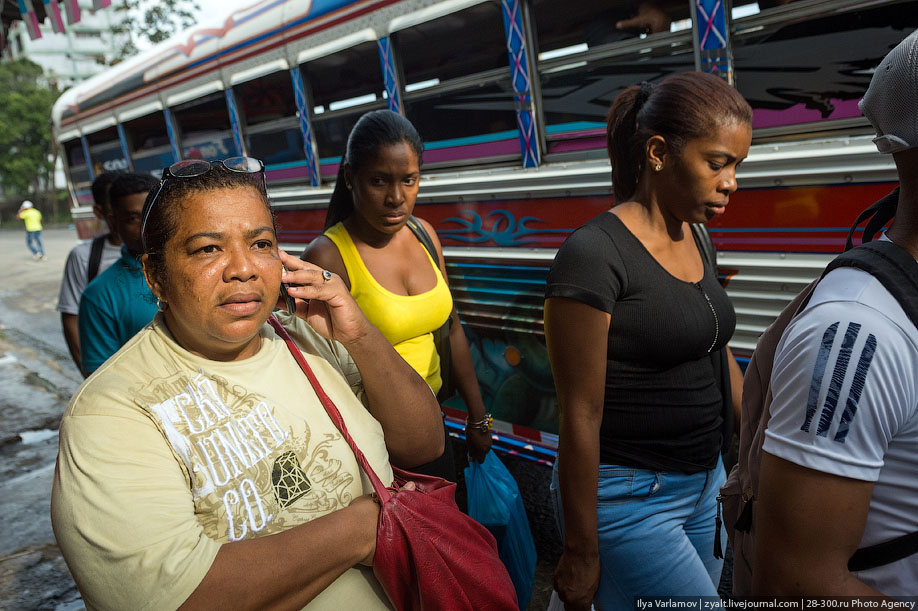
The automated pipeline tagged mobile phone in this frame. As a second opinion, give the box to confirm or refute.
[280,282,296,314]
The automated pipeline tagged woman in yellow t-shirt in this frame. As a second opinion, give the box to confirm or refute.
[302,110,492,480]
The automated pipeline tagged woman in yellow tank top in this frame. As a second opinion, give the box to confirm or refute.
[302,110,492,480]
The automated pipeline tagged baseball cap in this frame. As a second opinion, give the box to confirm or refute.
[20,200,34,209]
[859,29,918,154]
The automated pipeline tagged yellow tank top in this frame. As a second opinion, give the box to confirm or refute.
[325,222,453,393]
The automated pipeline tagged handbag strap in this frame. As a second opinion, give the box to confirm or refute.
[405,216,439,268]
[267,315,393,503]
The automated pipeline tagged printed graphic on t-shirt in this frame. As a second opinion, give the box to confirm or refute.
[137,371,359,542]
[800,321,877,443]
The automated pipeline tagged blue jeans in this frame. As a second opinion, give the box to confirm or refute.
[551,456,726,609]
[26,230,44,256]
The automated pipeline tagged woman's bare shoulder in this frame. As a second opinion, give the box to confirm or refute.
[301,236,349,285]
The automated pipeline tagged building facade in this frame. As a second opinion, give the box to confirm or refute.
[5,1,128,87]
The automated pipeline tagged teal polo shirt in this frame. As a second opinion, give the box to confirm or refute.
[78,245,157,374]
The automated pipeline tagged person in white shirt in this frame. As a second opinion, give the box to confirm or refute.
[754,29,918,596]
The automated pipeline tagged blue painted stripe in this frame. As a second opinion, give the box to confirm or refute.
[319,155,344,164]
[710,227,853,233]
[266,160,308,171]
[462,286,541,297]
[802,322,838,432]
[817,322,861,437]
[834,333,877,443]
[457,275,547,286]
[450,263,550,272]
[424,129,520,150]
[545,121,605,134]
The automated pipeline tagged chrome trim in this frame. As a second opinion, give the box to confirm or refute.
[268,133,894,206]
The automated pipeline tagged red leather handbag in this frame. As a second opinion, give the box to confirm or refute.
[269,317,519,611]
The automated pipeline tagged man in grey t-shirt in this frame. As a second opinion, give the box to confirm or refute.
[56,172,123,374]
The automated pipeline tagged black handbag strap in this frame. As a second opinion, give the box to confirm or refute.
[690,224,733,459]
[405,216,453,400]
[691,222,717,271]
[406,216,439,267]
[87,234,109,283]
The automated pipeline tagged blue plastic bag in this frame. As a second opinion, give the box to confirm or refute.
[465,450,537,610]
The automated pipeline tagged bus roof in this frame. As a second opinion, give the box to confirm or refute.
[52,0,373,133]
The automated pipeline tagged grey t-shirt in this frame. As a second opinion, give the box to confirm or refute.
[56,236,122,315]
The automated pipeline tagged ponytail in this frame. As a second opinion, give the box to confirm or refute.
[324,163,353,230]
[606,82,653,202]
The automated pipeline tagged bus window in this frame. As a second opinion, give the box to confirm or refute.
[63,139,92,205]
[396,1,518,166]
[235,71,304,167]
[64,139,86,168]
[171,92,235,160]
[86,126,129,175]
[123,112,172,178]
[731,0,800,17]
[300,40,385,179]
[733,0,918,133]
[531,0,691,54]
[536,29,693,157]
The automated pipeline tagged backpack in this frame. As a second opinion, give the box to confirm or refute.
[405,216,454,402]
[719,188,918,594]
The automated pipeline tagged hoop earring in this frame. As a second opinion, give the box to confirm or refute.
[156,298,168,312]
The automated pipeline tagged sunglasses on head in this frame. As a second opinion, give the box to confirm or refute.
[140,156,266,248]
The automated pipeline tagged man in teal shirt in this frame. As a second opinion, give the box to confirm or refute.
[79,173,159,375]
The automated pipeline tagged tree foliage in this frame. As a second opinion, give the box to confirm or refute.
[110,0,201,62]
[0,59,61,196]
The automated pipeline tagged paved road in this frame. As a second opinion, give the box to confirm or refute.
[0,228,85,611]
[0,227,563,610]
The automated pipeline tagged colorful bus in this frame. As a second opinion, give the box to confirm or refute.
[51,0,915,462]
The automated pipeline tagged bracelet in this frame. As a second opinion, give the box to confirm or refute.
[466,413,493,432]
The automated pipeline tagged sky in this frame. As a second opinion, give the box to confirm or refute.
[191,0,251,28]
[129,0,251,52]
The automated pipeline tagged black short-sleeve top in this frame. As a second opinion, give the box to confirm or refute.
[545,212,736,472]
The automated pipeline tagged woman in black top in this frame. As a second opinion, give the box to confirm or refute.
[545,72,752,609]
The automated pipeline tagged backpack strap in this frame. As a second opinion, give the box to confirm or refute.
[87,234,109,283]
[845,188,899,251]
[849,531,918,573]
[823,240,918,330]
[404,216,453,401]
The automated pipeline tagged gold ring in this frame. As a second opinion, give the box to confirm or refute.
[322,269,332,283]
